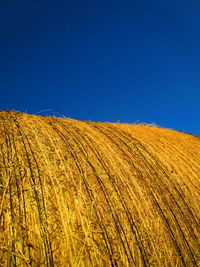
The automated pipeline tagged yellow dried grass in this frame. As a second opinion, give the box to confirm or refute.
[0,111,199,266]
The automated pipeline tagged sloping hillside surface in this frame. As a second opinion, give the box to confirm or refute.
[0,111,200,266]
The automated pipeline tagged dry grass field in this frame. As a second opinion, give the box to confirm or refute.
[0,110,200,266]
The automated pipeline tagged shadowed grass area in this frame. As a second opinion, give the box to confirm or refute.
[0,111,200,266]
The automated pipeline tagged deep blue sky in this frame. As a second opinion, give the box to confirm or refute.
[1,0,200,135]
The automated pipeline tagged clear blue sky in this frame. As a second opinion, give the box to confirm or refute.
[1,0,200,135]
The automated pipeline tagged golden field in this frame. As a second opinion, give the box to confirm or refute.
[0,111,200,266]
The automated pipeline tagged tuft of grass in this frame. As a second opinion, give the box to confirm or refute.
[0,110,200,266]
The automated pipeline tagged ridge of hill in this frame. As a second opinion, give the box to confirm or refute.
[0,111,200,266]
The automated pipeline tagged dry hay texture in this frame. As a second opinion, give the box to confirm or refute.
[0,111,200,267]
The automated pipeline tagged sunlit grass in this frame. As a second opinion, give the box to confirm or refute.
[0,111,200,266]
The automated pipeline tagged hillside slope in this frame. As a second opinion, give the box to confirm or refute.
[0,111,200,266]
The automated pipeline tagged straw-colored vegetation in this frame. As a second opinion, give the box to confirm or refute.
[0,110,200,267]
